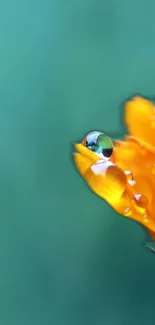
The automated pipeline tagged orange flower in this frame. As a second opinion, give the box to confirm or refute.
[73,97,155,241]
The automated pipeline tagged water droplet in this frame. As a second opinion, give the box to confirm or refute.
[124,170,136,186]
[123,207,132,217]
[134,193,148,209]
[128,179,136,187]
[124,170,134,181]
[143,214,149,224]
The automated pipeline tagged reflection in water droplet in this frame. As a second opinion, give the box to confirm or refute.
[123,207,132,217]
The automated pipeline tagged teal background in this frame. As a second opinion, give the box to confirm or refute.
[1,0,155,324]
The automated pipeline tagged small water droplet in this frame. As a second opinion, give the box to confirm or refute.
[134,193,148,209]
[143,214,148,224]
[128,179,136,186]
[124,170,134,181]
[123,207,132,217]
[124,170,136,186]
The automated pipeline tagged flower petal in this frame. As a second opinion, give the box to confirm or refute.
[125,96,155,146]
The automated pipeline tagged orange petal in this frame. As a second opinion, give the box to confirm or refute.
[125,96,155,146]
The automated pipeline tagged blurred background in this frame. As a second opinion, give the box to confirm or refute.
[0,0,155,324]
